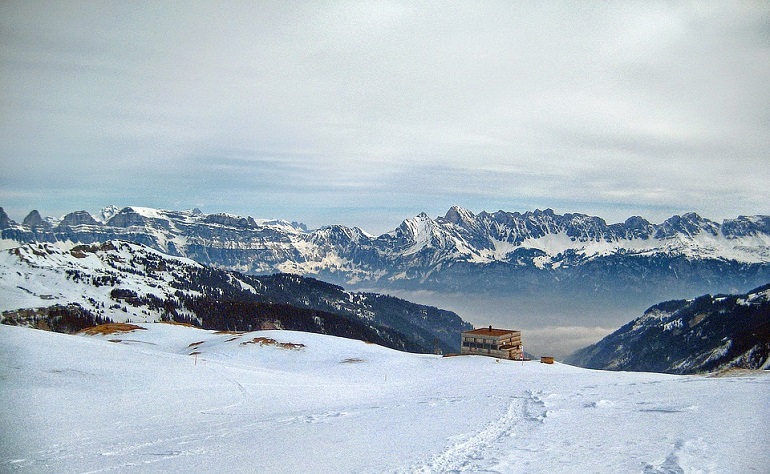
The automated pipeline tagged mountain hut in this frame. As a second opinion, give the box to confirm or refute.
[460,326,523,360]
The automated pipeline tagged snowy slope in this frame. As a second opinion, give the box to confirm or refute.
[0,241,470,353]
[1,323,768,473]
[565,283,770,374]
[0,241,206,323]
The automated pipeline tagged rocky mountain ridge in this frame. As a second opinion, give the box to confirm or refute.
[2,205,770,311]
[564,284,770,374]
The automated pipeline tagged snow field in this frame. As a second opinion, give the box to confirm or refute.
[1,323,768,473]
[0,242,205,323]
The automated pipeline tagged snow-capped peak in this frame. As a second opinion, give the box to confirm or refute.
[443,205,477,227]
[99,205,121,223]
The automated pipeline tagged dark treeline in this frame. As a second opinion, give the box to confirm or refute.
[183,298,426,353]
[1,303,113,334]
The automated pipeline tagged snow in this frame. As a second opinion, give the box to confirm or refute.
[663,318,684,332]
[403,214,439,256]
[253,219,307,233]
[482,227,770,266]
[126,206,172,220]
[99,205,121,223]
[738,287,770,306]
[0,242,207,323]
[1,323,768,473]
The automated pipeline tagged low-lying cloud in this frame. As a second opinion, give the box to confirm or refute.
[522,326,616,361]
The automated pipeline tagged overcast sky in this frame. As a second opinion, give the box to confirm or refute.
[2,1,769,234]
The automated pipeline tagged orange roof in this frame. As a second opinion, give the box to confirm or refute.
[463,327,519,337]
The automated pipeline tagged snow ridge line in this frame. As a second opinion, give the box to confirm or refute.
[408,393,544,473]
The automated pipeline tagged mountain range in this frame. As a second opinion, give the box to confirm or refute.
[3,206,769,298]
[3,218,768,372]
[565,283,770,374]
[4,204,770,353]
[0,240,470,353]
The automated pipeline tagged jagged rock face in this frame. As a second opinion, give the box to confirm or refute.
[2,205,770,306]
[58,211,101,228]
[565,284,770,374]
[22,210,51,230]
[203,213,258,229]
[655,212,720,238]
[622,216,654,240]
[106,208,152,228]
[721,215,770,238]
[0,207,16,229]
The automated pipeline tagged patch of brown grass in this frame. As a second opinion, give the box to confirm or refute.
[341,358,365,364]
[214,330,245,335]
[187,340,205,348]
[240,337,305,350]
[159,321,197,328]
[708,368,767,378]
[78,323,146,335]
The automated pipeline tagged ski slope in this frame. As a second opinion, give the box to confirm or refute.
[1,323,768,473]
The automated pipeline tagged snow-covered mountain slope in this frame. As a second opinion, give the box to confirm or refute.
[0,241,470,353]
[565,284,770,374]
[1,323,768,473]
[0,240,204,323]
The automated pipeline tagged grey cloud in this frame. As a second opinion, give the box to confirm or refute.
[523,326,616,360]
[1,1,768,233]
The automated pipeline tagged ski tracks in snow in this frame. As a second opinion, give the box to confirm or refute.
[407,390,547,474]
[642,438,715,474]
